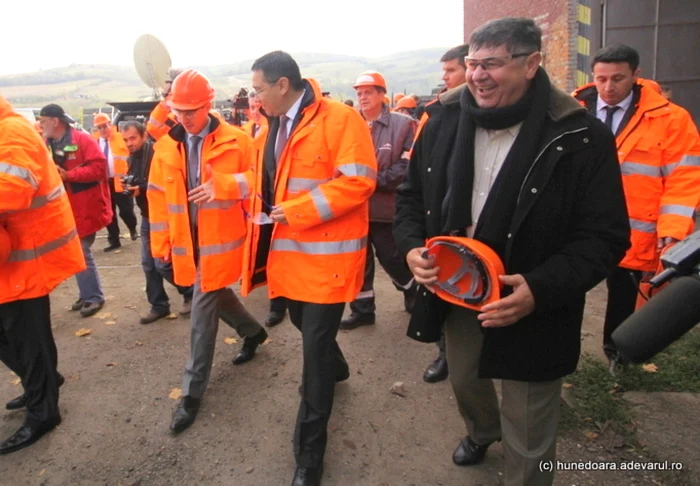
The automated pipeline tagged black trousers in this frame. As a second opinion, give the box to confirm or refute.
[603,266,643,357]
[287,300,347,467]
[0,295,60,427]
[270,296,287,314]
[107,178,137,245]
[350,222,415,315]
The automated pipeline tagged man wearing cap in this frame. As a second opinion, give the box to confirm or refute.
[39,104,112,318]
[147,69,268,434]
[340,71,417,330]
[93,113,139,251]
[394,18,630,485]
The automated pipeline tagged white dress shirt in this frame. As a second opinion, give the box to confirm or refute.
[100,137,115,178]
[467,122,523,237]
[276,90,305,155]
[596,91,633,134]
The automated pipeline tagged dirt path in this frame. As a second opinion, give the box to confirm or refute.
[0,231,690,485]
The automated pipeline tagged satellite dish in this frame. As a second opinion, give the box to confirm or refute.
[133,34,172,99]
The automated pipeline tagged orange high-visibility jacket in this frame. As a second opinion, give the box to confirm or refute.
[92,126,129,191]
[147,100,178,141]
[573,79,700,271]
[147,115,254,292]
[0,96,86,304]
[237,79,377,304]
[241,117,268,140]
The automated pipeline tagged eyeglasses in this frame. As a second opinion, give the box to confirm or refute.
[243,194,275,225]
[172,106,206,120]
[464,53,534,72]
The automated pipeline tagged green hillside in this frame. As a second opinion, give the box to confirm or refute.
[0,49,448,116]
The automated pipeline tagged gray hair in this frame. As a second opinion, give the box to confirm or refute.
[167,68,185,82]
[469,17,542,55]
[248,89,258,99]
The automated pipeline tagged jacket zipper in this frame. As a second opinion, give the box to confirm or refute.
[516,127,589,207]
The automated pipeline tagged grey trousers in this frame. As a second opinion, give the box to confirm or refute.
[181,274,263,399]
[444,306,562,486]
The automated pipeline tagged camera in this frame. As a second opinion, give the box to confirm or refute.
[231,87,249,110]
[612,230,700,363]
[121,175,136,195]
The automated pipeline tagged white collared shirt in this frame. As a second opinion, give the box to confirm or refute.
[186,119,211,180]
[100,137,115,178]
[596,91,633,134]
[276,90,306,155]
[467,122,523,237]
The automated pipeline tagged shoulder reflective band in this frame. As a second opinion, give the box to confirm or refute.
[425,241,491,305]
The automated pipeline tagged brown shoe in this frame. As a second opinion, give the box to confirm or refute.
[179,298,192,316]
[140,311,169,325]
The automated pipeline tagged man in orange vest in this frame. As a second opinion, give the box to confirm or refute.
[0,96,86,454]
[147,69,267,434]
[244,51,376,486]
[93,113,139,251]
[573,44,700,372]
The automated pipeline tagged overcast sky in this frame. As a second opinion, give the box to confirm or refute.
[1,0,464,75]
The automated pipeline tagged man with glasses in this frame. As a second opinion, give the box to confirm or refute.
[147,68,184,141]
[242,51,376,486]
[573,44,700,374]
[147,69,267,435]
[93,113,139,251]
[394,18,630,485]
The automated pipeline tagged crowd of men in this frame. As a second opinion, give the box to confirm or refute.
[2,15,699,486]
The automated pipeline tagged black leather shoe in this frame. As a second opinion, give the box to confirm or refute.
[103,243,121,252]
[423,356,449,383]
[453,437,496,466]
[232,328,268,365]
[0,417,61,455]
[169,396,200,434]
[80,301,104,318]
[339,313,375,330]
[70,298,85,311]
[264,311,285,328]
[130,229,139,241]
[291,465,323,486]
[6,373,65,411]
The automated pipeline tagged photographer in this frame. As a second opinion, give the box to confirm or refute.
[121,121,193,323]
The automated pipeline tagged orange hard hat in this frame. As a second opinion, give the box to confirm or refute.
[167,69,216,111]
[424,236,504,311]
[93,113,111,126]
[353,71,387,91]
[394,93,405,103]
[396,97,417,110]
[0,226,11,265]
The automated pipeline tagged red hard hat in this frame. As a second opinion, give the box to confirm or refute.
[353,71,387,91]
[424,236,504,311]
[0,226,11,265]
[93,113,111,126]
[168,69,216,111]
[396,97,417,110]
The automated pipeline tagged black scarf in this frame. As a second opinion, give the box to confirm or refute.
[441,67,551,260]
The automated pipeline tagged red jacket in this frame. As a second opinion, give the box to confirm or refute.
[50,128,112,237]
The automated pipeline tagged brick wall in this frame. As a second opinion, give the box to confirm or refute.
[463,0,579,92]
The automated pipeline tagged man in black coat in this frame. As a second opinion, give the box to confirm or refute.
[393,17,630,486]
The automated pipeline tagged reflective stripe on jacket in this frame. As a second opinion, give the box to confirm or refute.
[240,79,377,304]
[0,96,86,304]
[573,79,700,271]
[147,115,253,292]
